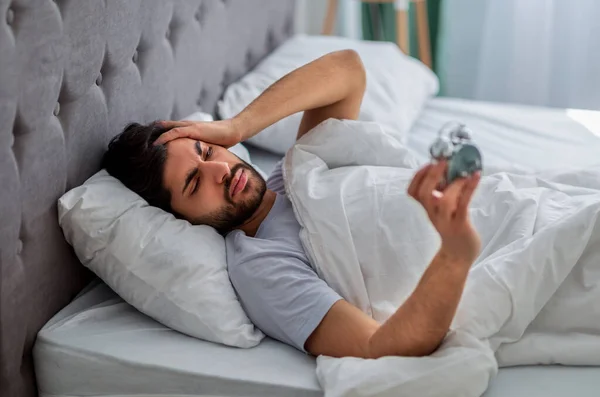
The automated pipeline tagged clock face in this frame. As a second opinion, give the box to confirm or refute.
[447,144,482,183]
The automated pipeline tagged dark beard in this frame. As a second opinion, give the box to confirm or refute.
[197,160,266,234]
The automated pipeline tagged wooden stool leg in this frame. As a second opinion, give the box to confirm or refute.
[395,8,409,54]
[414,0,433,68]
[322,0,339,35]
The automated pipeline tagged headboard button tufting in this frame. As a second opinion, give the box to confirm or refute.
[6,8,14,25]
[245,52,253,69]
[266,31,276,52]
[222,70,232,88]
[285,15,294,35]
[53,102,60,117]
[16,239,23,255]
[132,50,139,63]
[165,27,171,40]
[95,73,103,86]
[197,88,208,107]
[196,1,207,24]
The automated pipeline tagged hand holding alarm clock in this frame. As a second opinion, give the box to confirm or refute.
[408,121,483,264]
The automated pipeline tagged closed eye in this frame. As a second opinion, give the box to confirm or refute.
[190,144,212,195]
[191,177,200,195]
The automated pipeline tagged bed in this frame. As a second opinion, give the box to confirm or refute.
[33,95,600,397]
[3,1,600,396]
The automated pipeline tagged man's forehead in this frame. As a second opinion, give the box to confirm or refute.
[166,137,203,150]
[163,138,201,191]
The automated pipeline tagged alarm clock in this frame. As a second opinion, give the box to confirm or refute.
[429,122,483,184]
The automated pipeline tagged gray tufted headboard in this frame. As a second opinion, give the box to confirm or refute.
[0,1,296,396]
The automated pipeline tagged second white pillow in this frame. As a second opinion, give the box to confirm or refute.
[218,35,439,155]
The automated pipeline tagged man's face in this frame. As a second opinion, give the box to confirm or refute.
[162,138,266,232]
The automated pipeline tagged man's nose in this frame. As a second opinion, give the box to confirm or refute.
[202,160,230,184]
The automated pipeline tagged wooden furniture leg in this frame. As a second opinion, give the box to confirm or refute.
[395,7,409,54]
[322,0,339,35]
[322,0,431,70]
[414,0,433,68]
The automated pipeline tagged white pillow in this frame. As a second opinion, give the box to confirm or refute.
[57,114,266,348]
[218,35,439,155]
[58,171,264,347]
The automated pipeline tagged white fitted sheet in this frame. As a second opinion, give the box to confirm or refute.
[35,98,600,397]
[34,281,321,397]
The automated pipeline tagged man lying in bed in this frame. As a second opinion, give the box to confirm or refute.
[102,50,481,359]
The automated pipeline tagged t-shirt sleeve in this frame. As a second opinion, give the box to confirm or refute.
[228,247,342,353]
[266,160,285,195]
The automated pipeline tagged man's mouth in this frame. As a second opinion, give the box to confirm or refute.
[230,169,247,198]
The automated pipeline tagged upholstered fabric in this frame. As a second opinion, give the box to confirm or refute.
[0,1,295,396]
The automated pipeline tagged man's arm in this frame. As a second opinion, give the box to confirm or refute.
[306,161,482,358]
[155,50,366,147]
[234,49,366,142]
[306,249,474,358]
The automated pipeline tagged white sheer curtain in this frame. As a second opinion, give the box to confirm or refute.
[438,0,600,110]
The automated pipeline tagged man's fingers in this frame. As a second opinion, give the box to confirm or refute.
[417,160,447,210]
[407,164,432,198]
[160,120,193,129]
[456,172,481,219]
[154,127,189,146]
[153,120,197,145]
[438,177,469,219]
[415,161,447,221]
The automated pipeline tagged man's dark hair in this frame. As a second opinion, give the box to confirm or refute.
[102,122,175,213]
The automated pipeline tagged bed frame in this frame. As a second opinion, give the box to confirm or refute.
[0,1,296,395]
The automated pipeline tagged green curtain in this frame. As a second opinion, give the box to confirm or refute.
[361,0,442,73]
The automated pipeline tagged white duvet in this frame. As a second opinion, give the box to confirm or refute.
[283,119,600,397]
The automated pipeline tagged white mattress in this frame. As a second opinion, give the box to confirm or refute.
[35,98,600,397]
[34,280,600,397]
[34,281,321,397]
[408,97,600,172]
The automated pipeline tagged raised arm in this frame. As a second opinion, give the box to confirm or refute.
[306,161,482,358]
[155,50,366,147]
[235,49,366,141]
